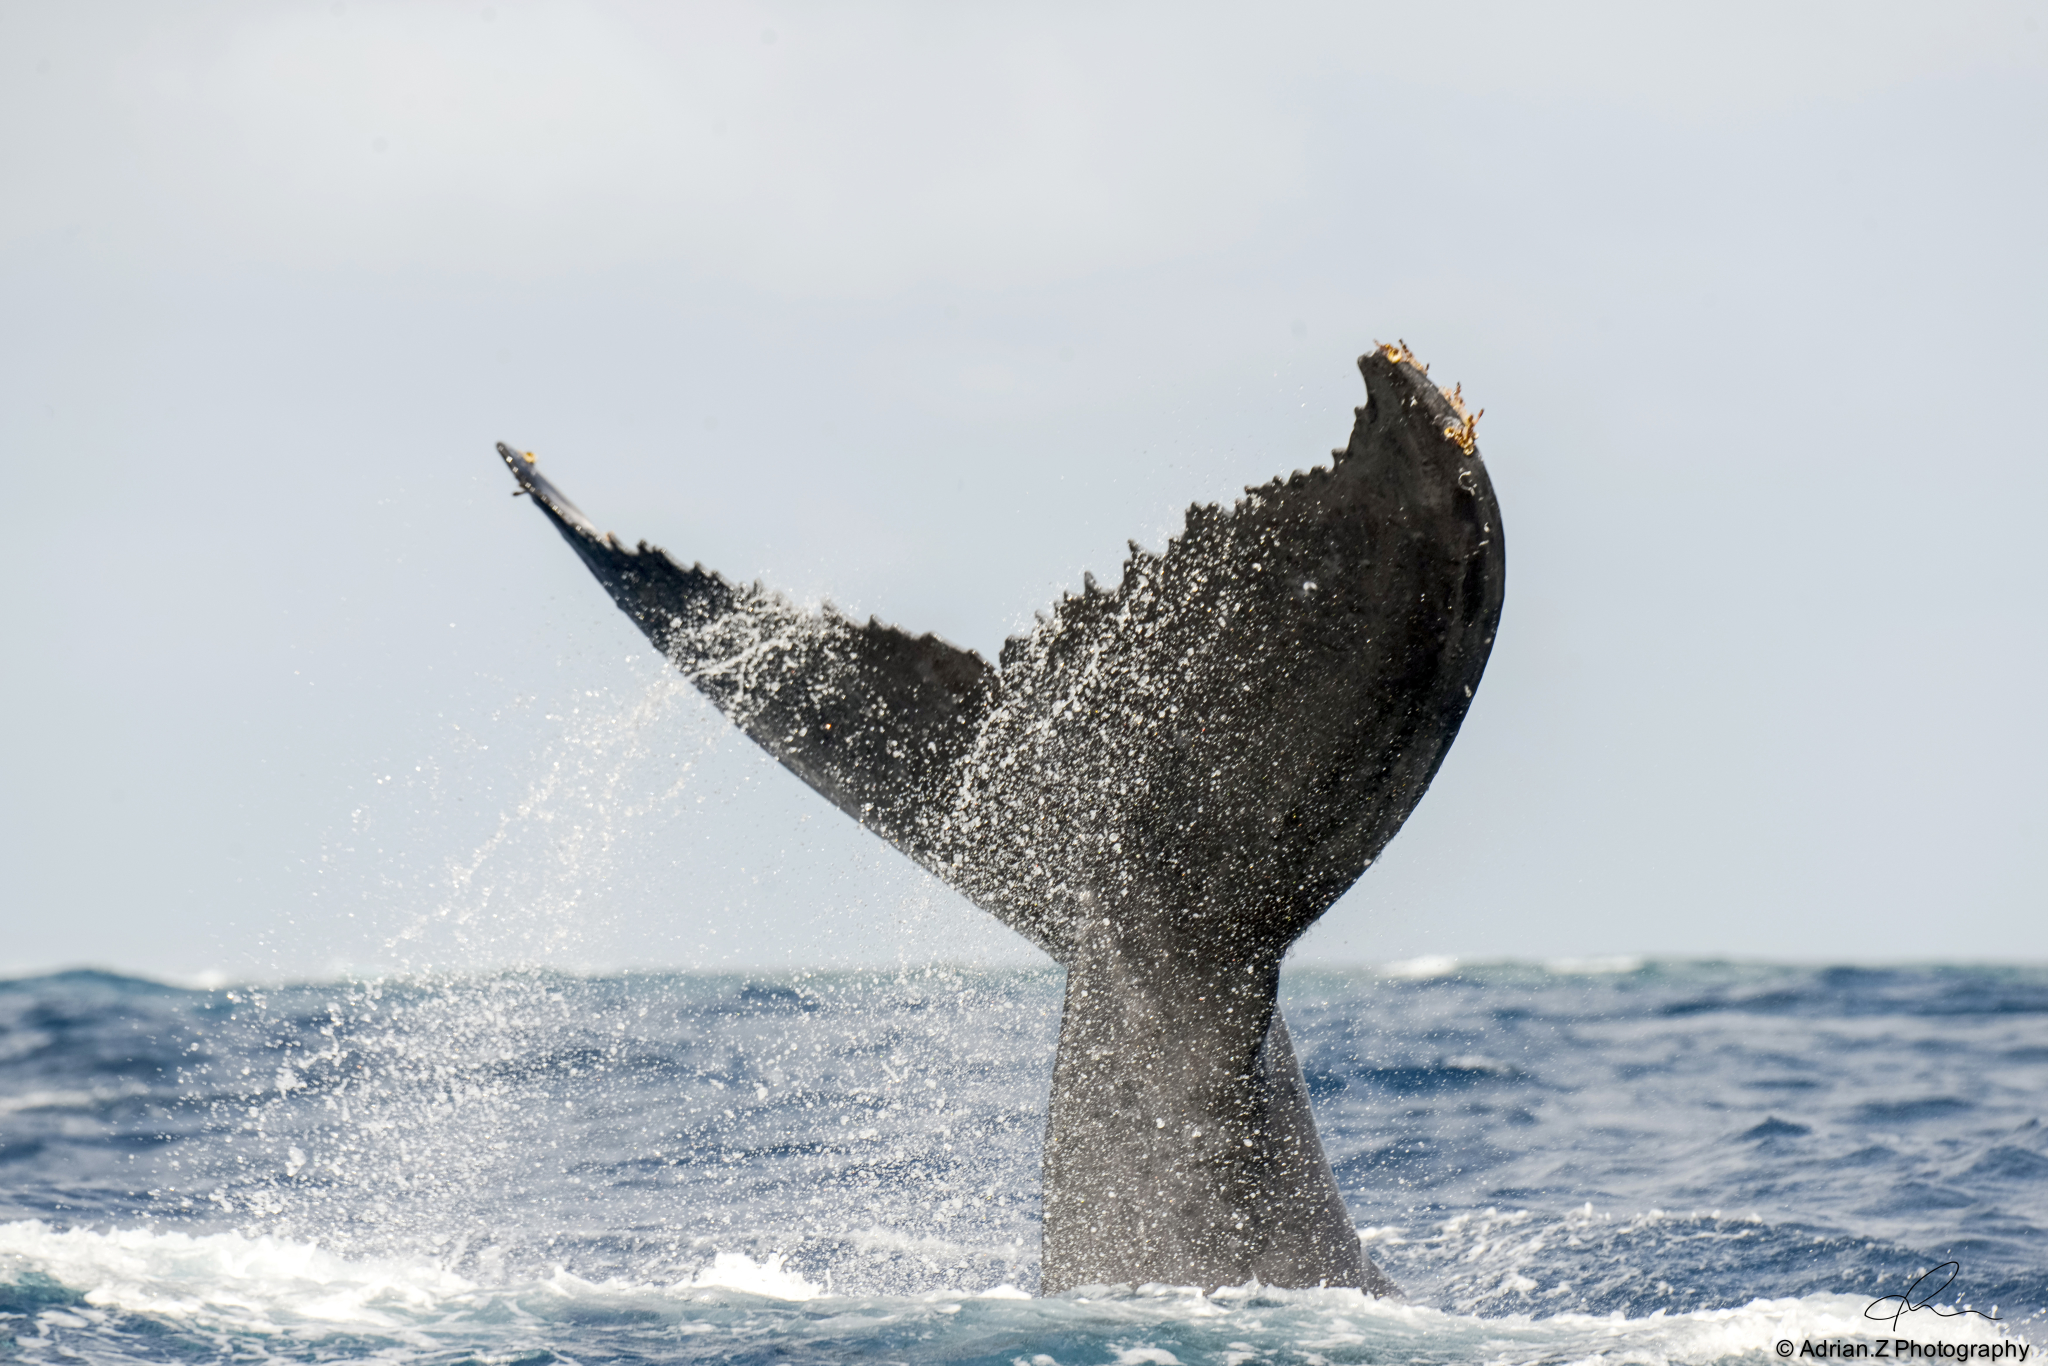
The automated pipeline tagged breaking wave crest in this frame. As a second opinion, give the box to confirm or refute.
[3,1220,2031,1366]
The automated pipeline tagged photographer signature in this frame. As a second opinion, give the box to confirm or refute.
[1865,1262,2002,1329]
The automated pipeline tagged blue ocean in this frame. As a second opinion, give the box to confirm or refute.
[1,960,2041,1363]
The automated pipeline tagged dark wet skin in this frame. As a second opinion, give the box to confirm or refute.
[497,344,1504,1294]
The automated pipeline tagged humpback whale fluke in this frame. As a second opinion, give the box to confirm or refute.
[496,345,1504,1296]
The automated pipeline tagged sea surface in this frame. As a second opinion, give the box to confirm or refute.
[1,961,2043,1364]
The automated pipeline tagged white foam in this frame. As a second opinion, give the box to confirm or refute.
[676,1250,821,1300]
[0,1220,473,1332]
[1,1221,2034,1364]
[0,1084,148,1116]
[1382,955,1460,980]
[1544,955,1647,975]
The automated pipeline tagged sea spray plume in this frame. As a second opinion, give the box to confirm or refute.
[496,344,1506,1294]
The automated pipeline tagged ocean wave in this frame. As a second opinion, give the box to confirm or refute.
[0,1221,2035,1366]
[6,965,2045,1360]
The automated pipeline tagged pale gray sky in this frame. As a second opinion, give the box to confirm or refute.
[3,1,2043,981]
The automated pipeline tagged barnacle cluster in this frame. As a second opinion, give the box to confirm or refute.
[1377,339,1482,455]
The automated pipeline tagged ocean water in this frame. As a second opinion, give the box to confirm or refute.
[1,961,2042,1363]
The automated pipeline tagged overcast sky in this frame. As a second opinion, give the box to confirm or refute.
[3,1,2043,982]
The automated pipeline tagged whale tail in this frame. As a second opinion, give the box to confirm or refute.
[497,344,1504,1293]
